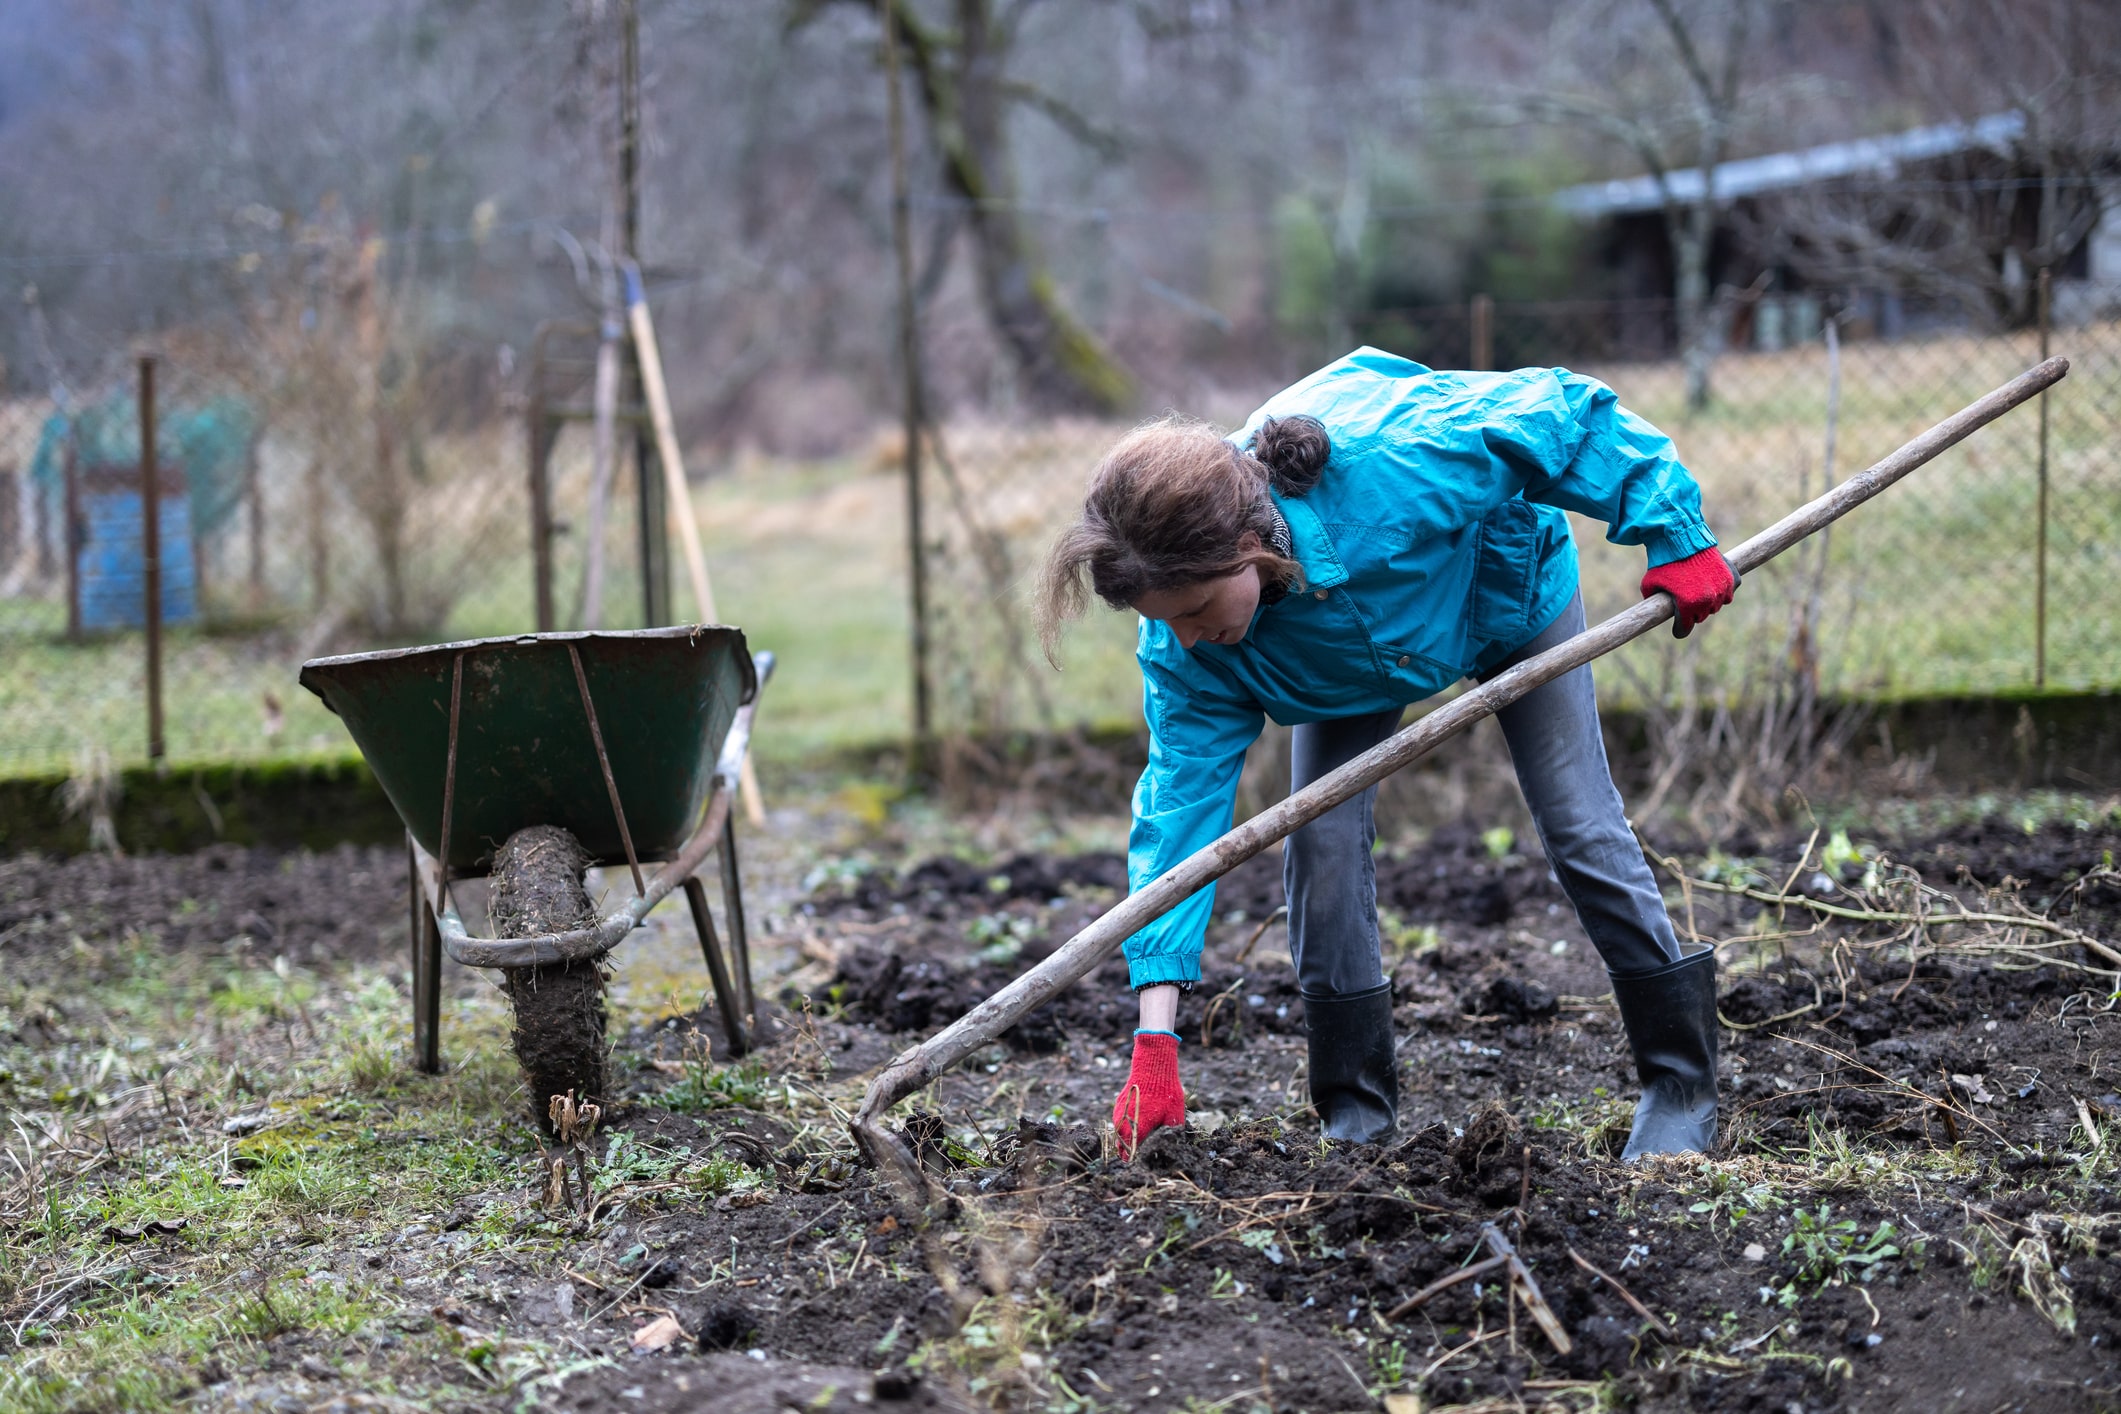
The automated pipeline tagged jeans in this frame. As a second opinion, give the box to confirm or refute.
[1283,592,1680,996]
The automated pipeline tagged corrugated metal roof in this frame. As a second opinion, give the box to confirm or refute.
[1554,110,2026,217]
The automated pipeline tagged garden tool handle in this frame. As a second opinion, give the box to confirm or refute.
[848,356,2071,1185]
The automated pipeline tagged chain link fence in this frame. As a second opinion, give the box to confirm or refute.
[4,276,2118,778]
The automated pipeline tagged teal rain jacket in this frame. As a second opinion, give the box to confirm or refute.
[1123,347,1718,989]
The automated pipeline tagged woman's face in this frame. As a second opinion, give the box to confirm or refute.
[1133,561,1264,650]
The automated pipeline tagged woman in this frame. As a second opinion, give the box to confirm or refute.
[1037,347,1737,1160]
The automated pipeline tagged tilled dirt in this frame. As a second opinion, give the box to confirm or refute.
[0,841,404,975]
[7,813,2121,1412]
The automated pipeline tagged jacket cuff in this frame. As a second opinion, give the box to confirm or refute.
[1643,518,1719,569]
[1128,953,1202,990]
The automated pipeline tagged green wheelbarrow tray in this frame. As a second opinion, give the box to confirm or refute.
[299,628,773,978]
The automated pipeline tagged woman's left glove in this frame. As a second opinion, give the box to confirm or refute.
[1641,548,1738,638]
[1111,1030,1185,1158]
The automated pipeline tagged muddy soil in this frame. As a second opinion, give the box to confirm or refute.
[6,814,2120,1412]
[489,825,611,1134]
[0,842,404,976]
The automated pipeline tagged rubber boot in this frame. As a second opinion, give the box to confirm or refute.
[1304,984,1398,1144]
[1609,947,1719,1159]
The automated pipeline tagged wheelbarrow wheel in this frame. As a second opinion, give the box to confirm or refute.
[488,825,609,1137]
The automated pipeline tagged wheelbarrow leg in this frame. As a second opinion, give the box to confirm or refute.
[407,832,444,1073]
[717,814,755,1028]
[682,875,749,1057]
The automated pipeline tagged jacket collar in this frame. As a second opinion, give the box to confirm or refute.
[1270,491,1349,590]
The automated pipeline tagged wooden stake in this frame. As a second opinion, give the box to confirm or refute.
[848,357,2070,1175]
[622,261,716,625]
[139,355,164,764]
[621,260,765,825]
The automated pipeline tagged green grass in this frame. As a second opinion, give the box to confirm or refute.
[0,933,550,1410]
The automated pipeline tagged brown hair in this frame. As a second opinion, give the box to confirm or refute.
[1036,413,1331,662]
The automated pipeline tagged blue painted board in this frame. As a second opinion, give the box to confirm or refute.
[78,488,197,629]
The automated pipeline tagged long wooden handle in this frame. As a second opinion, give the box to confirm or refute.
[848,356,2070,1169]
[624,261,719,626]
[625,264,767,825]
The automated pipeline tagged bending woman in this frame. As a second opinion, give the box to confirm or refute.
[1037,347,1737,1161]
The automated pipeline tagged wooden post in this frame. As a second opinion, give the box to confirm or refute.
[619,0,668,629]
[139,355,164,763]
[1470,293,1494,372]
[623,262,718,624]
[244,435,264,609]
[527,377,556,633]
[64,441,81,640]
[2035,266,2051,688]
[883,0,935,773]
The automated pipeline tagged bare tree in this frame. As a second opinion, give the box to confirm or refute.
[1746,0,2121,322]
[1506,0,1763,408]
[794,0,1135,414]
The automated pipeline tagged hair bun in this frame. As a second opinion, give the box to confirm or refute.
[1253,415,1330,495]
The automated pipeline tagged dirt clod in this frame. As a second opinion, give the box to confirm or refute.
[490,825,608,1135]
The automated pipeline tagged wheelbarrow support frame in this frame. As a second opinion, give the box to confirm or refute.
[404,650,774,1070]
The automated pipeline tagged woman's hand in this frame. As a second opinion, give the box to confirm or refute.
[1640,548,1738,638]
[1111,1030,1186,1157]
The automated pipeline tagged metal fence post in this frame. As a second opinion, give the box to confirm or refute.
[2035,266,2051,689]
[139,354,165,763]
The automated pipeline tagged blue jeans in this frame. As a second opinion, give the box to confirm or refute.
[1284,593,1679,995]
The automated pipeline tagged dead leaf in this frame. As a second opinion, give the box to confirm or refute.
[1951,1074,1997,1106]
[630,1314,687,1352]
[220,1108,288,1137]
[875,1214,899,1235]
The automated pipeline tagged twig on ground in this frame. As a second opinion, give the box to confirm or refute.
[1232,906,1289,965]
[1481,1223,1573,1356]
[1383,1254,1509,1321]
[1567,1246,1672,1337]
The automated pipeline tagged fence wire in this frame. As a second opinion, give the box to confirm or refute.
[3,280,2117,778]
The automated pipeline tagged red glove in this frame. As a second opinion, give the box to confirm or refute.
[1111,1031,1185,1158]
[1641,548,1739,638]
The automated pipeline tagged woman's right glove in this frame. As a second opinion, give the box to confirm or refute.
[1640,547,1739,638]
[1111,1030,1186,1158]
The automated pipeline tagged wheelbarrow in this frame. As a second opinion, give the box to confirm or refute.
[298,627,773,1129]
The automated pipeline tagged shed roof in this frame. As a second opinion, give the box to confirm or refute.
[1554,110,2025,217]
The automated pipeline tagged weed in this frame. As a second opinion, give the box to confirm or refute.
[1378,907,1443,960]
[1684,1167,1788,1228]
[1763,1204,1918,1306]
[661,1055,769,1113]
[1372,1336,1410,1387]
[968,910,1044,966]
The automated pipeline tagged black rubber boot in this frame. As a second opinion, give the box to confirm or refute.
[1609,947,1719,1159]
[1304,983,1398,1144]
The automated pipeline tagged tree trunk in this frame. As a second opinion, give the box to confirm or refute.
[1673,209,1715,411]
[887,0,1132,415]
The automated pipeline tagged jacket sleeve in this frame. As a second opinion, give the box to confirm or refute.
[1124,647,1264,989]
[1497,369,1719,568]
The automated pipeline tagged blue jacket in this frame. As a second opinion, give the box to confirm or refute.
[1123,348,1717,989]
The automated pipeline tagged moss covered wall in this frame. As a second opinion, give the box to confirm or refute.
[0,756,403,856]
[4,691,2115,857]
